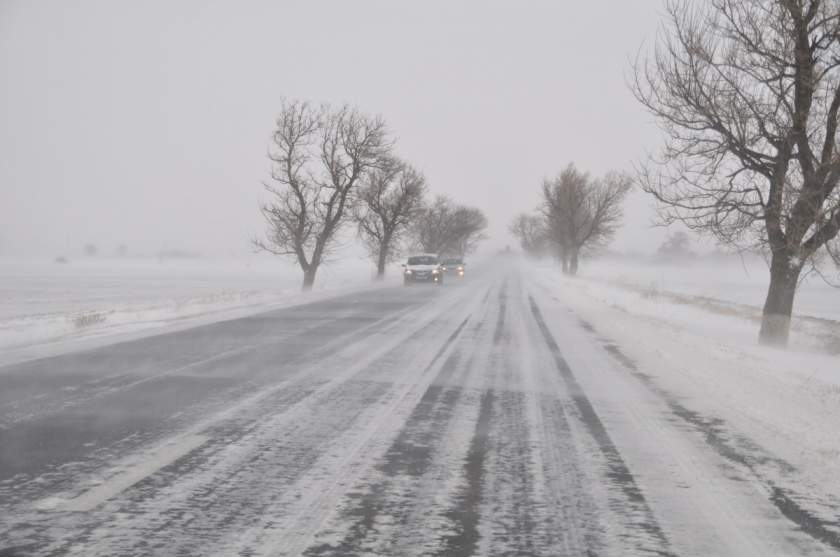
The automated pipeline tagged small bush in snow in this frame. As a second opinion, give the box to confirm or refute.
[72,311,107,329]
[641,282,660,300]
[824,335,840,355]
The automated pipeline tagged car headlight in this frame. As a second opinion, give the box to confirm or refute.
[432,269,439,274]
[442,266,447,271]
[405,269,412,275]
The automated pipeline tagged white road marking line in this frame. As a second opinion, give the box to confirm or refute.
[36,434,209,513]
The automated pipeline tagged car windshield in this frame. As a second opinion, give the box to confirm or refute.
[442,258,463,265]
[407,256,437,265]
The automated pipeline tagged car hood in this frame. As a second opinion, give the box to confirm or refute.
[406,264,438,272]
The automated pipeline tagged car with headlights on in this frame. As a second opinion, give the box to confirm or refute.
[403,254,444,285]
[441,256,466,278]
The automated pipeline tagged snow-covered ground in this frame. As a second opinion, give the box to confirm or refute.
[567,254,840,354]
[4,252,840,554]
[3,261,837,555]
[0,256,391,359]
[581,254,840,322]
[528,256,840,549]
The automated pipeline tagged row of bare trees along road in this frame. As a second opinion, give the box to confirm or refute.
[633,0,840,346]
[254,99,487,288]
[514,0,840,349]
[256,0,840,350]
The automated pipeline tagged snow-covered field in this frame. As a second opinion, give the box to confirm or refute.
[0,256,390,360]
[528,256,840,548]
[572,255,840,353]
[580,254,840,322]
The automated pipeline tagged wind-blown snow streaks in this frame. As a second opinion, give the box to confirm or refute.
[0,262,836,556]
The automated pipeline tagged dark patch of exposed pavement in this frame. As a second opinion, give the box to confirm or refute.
[439,388,495,556]
[493,280,508,344]
[304,316,474,556]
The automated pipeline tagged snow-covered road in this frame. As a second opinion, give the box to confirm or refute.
[0,261,836,556]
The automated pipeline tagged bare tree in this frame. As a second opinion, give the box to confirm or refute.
[412,196,453,254]
[509,213,549,257]
[254,99,389,290]
[354,157,427,279]
[542,164,632,275]
[449,205,488,255]
[633,0,840,345]
[657,230,695,260]
[412,196,488,256]
[541,202,571,272]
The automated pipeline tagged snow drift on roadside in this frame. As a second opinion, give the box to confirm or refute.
[529,256,840,546]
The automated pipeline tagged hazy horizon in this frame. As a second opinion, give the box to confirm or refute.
[1,0,670,260]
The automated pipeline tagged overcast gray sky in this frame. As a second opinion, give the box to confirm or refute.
[1,0,668,259]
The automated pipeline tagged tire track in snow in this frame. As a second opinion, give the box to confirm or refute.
[492,278,508,344]
[511,278,608,555]
[200,287,492,556]
[78,380,393,557]
[0,288,475,556]
[438,388,494,555]
[444,277,547,555]
[476,389,543,554]
[455,275,601,555]
[302,330,479,555]
[528,295,676,557]
[302,284,501,556]
[88,310,471,554]
[144,311,473,557]
[434,281,508,556]
[535,394,603,554]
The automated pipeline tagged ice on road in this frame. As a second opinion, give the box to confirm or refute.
[0,262,836,556]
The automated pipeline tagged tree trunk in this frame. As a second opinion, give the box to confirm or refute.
[568,248,579,276]
[758,252,801,346]
[375,248,388,280]
[302,266,318,291]
[558,245,569,274]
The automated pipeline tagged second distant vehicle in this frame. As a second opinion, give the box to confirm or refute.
[403,254,444,285]
[441,257,466,278]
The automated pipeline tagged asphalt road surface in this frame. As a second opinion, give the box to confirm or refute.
[0,263,835,556]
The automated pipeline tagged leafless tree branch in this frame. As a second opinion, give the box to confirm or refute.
[254,99,391,289]
[354,156,427,278]
[632,0,840,345]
